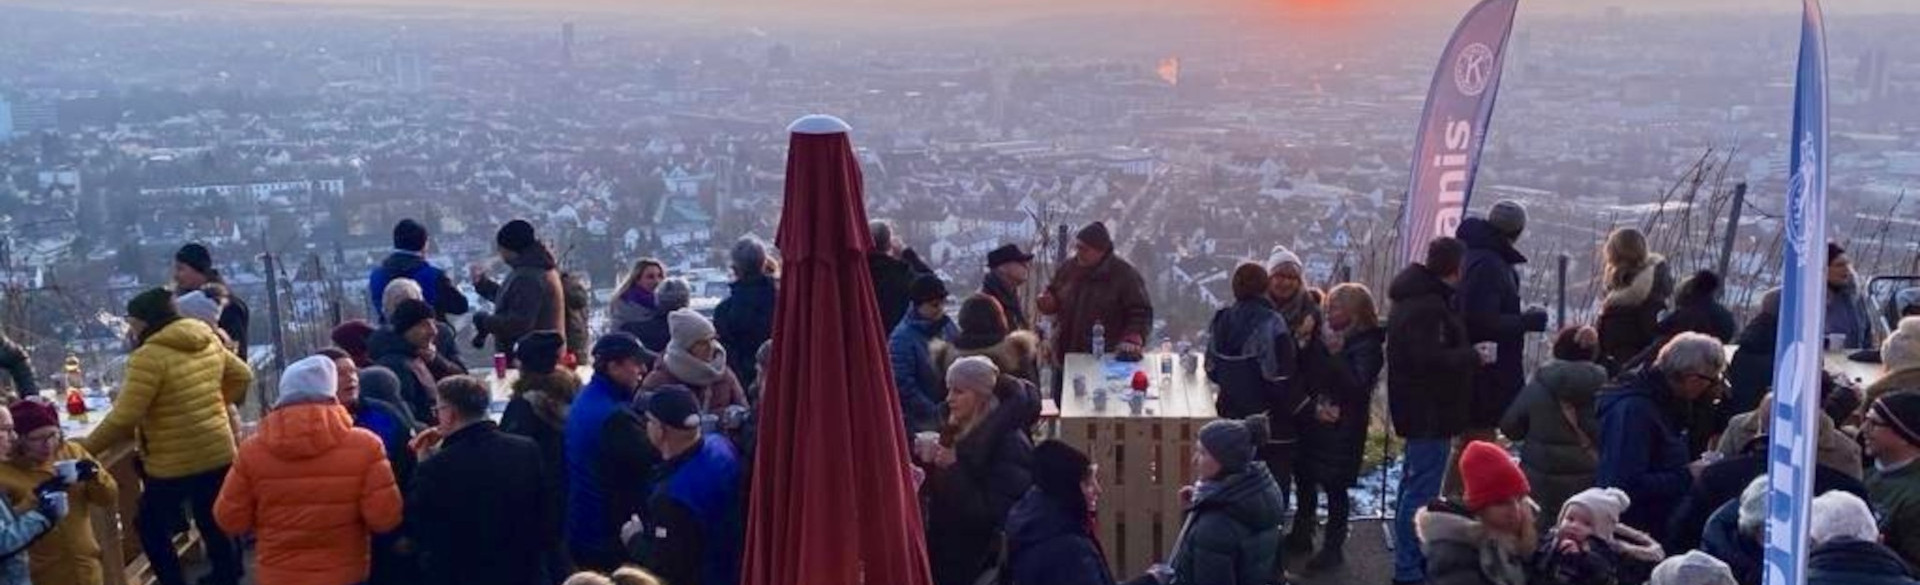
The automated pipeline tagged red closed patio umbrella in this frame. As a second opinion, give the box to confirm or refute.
[742,115,932,585]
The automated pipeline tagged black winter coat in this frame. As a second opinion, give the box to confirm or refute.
[1722,311,1778,429]
[922,380,1037,585]
[410,422,554,585]
[1667,445,1867,553]
[1386,263,1480,439]
[1301,327,1385,487]
[870,252,916,333]
[1170,463,1286,585]
[1597,259,1673,370]
[369,327,461,427]
[1700,497,1762,585]
[1808,539,1920,585]
[715,275,776,390]
[1207,298,1305,442]
[1455,218,1539,430]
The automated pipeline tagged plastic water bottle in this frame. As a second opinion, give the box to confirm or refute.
[1091,323,1106,360]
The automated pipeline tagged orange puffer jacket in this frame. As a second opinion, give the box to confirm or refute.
[214,402,403,585]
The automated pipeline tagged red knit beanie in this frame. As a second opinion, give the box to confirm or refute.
[9,400,59,437]
[1460,441,1529,512]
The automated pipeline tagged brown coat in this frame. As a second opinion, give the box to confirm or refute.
[1039,255,1152,361]
[641,366,748,415]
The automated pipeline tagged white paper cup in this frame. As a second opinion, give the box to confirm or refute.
[1826,334,1848,352]
[53,460,78,484]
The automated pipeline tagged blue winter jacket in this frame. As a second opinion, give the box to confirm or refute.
[889,310,956,432]
[1005,488,1114,585]
[1808,539,1920,585]
[1595,368,1693,545]
[564,373,660,564]
[637,434,743,585]
[369,250,468,322]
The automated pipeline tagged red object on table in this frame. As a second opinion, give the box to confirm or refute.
[65,389,86,416]
[742,115,933,585]
[1132,370,1151,393]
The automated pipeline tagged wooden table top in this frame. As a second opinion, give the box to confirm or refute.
[1058,352,1216,420]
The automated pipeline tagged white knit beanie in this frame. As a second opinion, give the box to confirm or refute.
[1650,551,1736,585]
[1562,487,1631,541]
[1884,317,1920,373]
[1266,245,1303,273]
[275,355,338,408]
[177,291,222,326]
[1810,491,1879,546]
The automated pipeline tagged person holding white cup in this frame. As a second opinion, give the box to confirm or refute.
[0,399,84,584]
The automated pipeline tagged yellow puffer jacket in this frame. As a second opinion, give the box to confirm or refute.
[0,441,119,585]
[82,318,252,479]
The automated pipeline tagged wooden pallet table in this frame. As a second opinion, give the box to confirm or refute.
[1057,352,1215,578]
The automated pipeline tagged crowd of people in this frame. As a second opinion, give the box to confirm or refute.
[0,202,1914,585]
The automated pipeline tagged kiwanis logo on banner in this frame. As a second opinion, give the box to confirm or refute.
[1765,2,1829,585]
[1395,0,1519,267]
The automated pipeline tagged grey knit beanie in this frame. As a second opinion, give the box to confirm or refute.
[658,278,693,312]
[1198,414,1268,476]
[1488,200,1528,237]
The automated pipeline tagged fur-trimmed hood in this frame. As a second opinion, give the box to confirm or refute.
[1606,255,1668,308]
[1416,502,1534,585]
[932,330,1039,379]
[511,369,580,429]
[1609,523,1668,563]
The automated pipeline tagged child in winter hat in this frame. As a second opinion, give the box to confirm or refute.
[1532,487,1666,585]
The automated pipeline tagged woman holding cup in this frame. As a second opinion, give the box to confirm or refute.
[0,399,115,585]
[918,356,1036,585]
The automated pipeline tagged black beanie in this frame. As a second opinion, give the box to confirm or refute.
[1075,222,1114,254]
[126,287,179,324]
[394,219,429,252]
[909,274,949,304]
[175,243,214,276]
[496,220,537,253]
[390,299,436,336]
[515,330,566,375]
[1032,440,1093,514]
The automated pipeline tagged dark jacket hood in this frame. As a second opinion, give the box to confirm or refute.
[956,376,1041,470]
[1192,461,1285,528]
[1809,539,1919,579]
[1457,217,1528,265]
[368,326,414,360]
[1006,488,1087,554]
[1389,263,1456,303]
[508,243,557,271]
[381,251,431,276]
[1537,360,1610,406]
[1597,368,1670,418]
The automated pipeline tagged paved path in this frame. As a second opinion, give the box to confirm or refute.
[1289,518,1400,585]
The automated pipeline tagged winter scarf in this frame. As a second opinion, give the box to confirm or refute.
[666,345,729,387]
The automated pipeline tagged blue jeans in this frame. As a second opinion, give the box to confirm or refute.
[1395,438,1450,583]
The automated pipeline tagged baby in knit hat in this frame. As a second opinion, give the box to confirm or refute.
[1532,487,1666,585]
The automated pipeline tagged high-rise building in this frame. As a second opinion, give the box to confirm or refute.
[0,96,12,143]
[562,22,575,66]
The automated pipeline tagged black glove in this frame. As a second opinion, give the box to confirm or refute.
[1522,308,1550,333]
[471,312,492,349]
